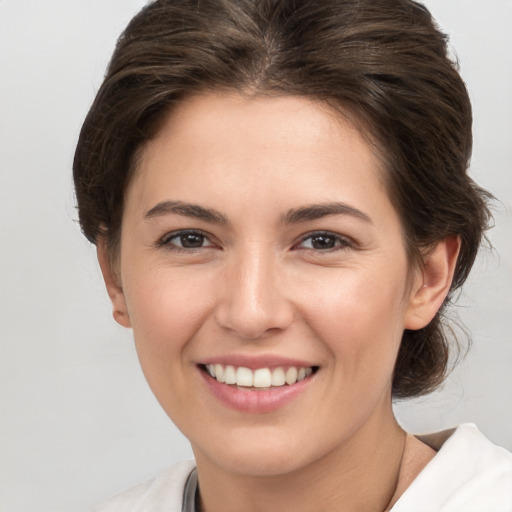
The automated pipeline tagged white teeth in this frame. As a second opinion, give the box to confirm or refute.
[214,364,224,383]
[285,367,298,385]
[236,367,253,387]
[253,368,272,388]
[224,365,236,384]
[271,367,286,386]
[206,364,314,387]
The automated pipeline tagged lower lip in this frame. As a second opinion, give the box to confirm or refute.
[199,368,316,413]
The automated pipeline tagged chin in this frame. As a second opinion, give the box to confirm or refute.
[206,450,307,478]
[191,425,335,478]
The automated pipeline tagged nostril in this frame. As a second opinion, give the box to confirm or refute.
[214,302,295,340]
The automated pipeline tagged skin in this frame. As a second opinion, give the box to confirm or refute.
[99,93,459,511]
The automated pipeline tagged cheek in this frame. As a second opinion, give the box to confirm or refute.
[120,267,219,422]
[298,265,409,377]
[301,262,409,328]
[122,266,216,362]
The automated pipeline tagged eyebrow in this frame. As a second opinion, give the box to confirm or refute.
[144,201,229,224]
[144,200,372,225]
[281,202,372,225]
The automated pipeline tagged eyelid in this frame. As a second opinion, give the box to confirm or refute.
[157,229,217,249]
[294,231,354,250]
[156,229,354,252]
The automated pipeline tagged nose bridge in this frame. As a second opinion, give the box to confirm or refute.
[239,244,275,313]
[216,242,292,339]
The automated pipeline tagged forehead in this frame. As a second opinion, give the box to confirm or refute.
[127,92,393,224]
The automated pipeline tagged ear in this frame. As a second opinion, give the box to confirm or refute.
[404,236,461,330]
[97,239,131,328]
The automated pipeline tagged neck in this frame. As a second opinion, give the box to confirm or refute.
[195,405,408,512]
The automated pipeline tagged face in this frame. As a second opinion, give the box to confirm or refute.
[110,93,427,477]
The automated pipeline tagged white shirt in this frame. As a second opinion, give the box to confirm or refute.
[392,424,512,511]
[92,424,512,512]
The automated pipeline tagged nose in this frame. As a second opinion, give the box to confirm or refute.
[214,246,294,340]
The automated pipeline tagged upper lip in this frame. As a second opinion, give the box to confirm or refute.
[198,354,318,370]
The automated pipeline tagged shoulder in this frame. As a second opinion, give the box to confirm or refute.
[91,459,196,512]
[392,424,512,512]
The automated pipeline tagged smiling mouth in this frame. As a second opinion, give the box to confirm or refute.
[200,364,318,389]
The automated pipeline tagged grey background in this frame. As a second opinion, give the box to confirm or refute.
[1,0,511,510]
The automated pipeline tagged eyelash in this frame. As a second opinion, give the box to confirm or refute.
[157,230,353,253]
[295,232,353,252]
[157,230,216,252]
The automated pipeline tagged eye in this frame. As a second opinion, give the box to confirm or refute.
[296,232,352,251]
[159,230,215,250]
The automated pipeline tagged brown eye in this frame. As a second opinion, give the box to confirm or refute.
[310,234,336,249]
[160,230,214,249]
[298,232,351,251]
[179,233,206,248]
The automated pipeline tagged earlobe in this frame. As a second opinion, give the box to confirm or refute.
[404,236,461,330]
[97,239,132,328]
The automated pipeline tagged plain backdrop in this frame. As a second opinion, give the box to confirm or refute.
[1,1,511,510]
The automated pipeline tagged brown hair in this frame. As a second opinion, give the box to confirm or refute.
[73,0,492,398]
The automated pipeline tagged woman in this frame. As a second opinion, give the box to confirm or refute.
[73,0,512,510]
